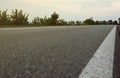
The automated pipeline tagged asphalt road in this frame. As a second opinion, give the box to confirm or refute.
[0,25,114,78]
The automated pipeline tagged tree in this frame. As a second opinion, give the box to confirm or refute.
[118,18,120,25]
[32,17,41,25]
[58,19,67,25]
[0,10,10,25]
[68,21,75,25]
[95,21,100,25]
[113,20,118,25]
[51,12,59,25]
[97,20,107,25]
[107,20,113,25]
[76,21,81,25]
[101,20,107,25]
[32,16,52,25]
[10,9,29,25]
[43,16,51,25]
[83,17,95,25]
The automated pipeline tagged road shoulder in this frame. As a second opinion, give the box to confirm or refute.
[113,25,120,78]
[79,26,116,78]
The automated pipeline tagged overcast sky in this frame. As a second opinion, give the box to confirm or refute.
[1,0,120,21]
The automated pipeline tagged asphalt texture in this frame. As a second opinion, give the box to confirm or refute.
[113,25,120,78]
[0,25,114,78]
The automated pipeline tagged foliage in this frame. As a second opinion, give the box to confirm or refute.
[113,20,118,25]
[50,12,59,25]
[0,10,10,25]
[83,17,95,25]
[68,21,75,25]
[32,17,41,25]
[10,9,29,25]
[32,16,51,25]
[118,18,120,25]
[76,21,81,25]
[0,9,119,26]
[58,19,67,25]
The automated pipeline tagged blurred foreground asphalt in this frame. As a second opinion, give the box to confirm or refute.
[0,25,114,78]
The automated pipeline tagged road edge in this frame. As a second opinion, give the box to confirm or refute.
[79,26,116,78]
[113,25,120,78]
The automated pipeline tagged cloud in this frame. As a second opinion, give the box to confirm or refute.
[0,0,120,21]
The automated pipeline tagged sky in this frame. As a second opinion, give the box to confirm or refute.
[0,0,120,21]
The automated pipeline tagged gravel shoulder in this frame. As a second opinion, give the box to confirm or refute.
[113,25,120,78]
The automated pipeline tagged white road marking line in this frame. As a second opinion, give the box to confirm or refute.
[79,26,116,78]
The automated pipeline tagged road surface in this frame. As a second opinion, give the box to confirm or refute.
[0,25,114,78]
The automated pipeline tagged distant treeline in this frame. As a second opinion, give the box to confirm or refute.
[0,9,120,26]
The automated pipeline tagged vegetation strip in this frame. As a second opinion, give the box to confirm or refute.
[0,9,120,26]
